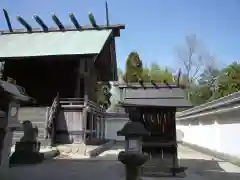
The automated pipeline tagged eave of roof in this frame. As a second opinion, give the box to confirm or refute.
[0,29,112,58]
[0,80,33,102]
[116,83,192,108]
[119,98,193,108]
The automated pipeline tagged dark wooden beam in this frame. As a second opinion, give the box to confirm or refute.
[52,14,65,30]
[69,13,81,29]
[3,9,13,32]
[33,15,48,31]
[16,16,32,32]
[105,1,109,27]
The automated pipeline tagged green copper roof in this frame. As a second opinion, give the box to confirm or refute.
[0,30,112,58]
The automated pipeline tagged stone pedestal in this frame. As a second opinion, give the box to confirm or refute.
[9,120,44,166]
[9,141,44,166]
[118,151,148,180]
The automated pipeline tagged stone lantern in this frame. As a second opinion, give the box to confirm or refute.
[0,80,33,178]
[117,121,149,180]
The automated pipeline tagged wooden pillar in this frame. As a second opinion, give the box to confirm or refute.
[101,117,105,140]
[83,94,88,143]
[99,116,101,139]
[96,116,100,139]
[82,108,87,143]
[171,108,179,170]
[93,112,97,138]
[90,112,93,140]
[75,62,81,98]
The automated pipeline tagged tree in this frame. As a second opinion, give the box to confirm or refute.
[107,82,123,112]
[123,51,143,82]
[144,63,174,83]
[198,54,220,85]
[95,82,112,109]
[215,62,240,98]
[176,34,205,83]
[142,66,151,82]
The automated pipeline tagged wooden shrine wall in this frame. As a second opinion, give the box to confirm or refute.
[141,108,176,141]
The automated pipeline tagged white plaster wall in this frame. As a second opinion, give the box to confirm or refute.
[177,114,240,157]
[218,123,240,156]
[105,118,128,141]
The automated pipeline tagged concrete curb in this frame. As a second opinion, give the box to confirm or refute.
[87,140,116,157]
[180,141,240,167]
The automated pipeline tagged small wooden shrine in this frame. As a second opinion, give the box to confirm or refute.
[116,81,192,177]
[0,3,125,145]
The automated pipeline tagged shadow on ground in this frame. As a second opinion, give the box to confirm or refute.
[9,154,124,180]
[8,153,240,180]
[180,158,240,179]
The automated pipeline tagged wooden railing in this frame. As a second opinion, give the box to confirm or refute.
[59,95,106,142]
[45,93,60,139]
[59,95,105,113]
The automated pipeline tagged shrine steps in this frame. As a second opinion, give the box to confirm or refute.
[12,107,51,147]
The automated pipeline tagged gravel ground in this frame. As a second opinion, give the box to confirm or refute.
[7,144,240,180]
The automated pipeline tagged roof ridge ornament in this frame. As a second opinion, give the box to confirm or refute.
[69,13,81,29]
[3,9,13,32]
[33,15,48,32]
[16,15,32,32]
[52,14,65,30]
[105,1,110,27]
[163,80,172,89]
[150,80,159,89]
[1,2,124,35]
[88,12,98,28]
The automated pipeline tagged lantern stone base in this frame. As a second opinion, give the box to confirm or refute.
[9,141,44,166]
[118,151,148,180]
[118,151,148,166]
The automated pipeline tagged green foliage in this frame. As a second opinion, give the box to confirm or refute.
[95,81,112,109]
[148,63,174,83]
[123,51,143,82]
[214,62,240,98]
[188,85,213,105]
[123,51,175,84]
[186,62,240,105]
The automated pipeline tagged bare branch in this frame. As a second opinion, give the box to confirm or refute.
[176,34,207,83]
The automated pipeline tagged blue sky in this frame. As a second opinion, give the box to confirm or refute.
[1,0,240,71]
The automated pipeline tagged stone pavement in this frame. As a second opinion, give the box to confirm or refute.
[8,143,240,180]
